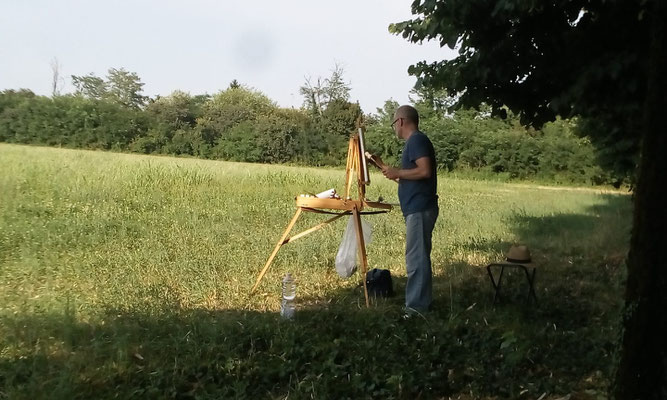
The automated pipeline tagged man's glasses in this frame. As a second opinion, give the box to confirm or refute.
[391,117,403,128]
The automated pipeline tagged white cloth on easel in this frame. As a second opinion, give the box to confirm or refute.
[316,188,336,198]
[335,216,372,278]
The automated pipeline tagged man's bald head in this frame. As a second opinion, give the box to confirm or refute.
[395,105,419,128]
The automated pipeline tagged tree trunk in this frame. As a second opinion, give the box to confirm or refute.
[614,1,667,398]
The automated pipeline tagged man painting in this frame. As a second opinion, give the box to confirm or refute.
[380,105,439,315]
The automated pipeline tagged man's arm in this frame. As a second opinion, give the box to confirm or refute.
[382,156,432,181]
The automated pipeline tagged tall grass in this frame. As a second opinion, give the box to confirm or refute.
[0,144,631,399]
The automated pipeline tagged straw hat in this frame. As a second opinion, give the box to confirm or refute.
[503,245,534,266]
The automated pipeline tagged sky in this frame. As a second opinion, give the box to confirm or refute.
[0,0,456,114]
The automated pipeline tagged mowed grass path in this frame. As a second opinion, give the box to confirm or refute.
[0,143,631,399]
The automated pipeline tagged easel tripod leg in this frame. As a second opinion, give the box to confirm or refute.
[352,207,370,307]
[251,208,303,292]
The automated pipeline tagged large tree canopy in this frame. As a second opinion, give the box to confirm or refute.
[392,0,666,398]
[390,0,647,126]
[390,0,648,182]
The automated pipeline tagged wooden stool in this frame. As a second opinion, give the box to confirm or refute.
[486,262,537,304]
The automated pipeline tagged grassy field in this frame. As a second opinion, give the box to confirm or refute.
[0,143,632,399]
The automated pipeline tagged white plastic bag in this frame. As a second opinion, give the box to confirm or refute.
[335,216,372,278]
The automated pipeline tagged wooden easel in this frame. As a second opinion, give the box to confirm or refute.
[251,128,392,307]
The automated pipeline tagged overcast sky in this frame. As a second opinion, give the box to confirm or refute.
[0,0,456,113]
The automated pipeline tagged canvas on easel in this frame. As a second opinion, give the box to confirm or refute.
[251,125,392,307]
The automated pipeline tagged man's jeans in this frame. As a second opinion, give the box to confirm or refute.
[404,207,439,312]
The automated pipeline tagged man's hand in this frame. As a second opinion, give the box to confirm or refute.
[382,166,400,181]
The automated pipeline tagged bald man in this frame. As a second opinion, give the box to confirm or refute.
[382,105,438,316]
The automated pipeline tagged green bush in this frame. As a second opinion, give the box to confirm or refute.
[0,89,621,185]
[0,92,147,150]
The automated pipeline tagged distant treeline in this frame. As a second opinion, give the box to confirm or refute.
[0,68,624,185]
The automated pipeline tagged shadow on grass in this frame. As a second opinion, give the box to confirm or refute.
[453,193,630,300]
[0,195,631,399]
[1,272,619,400]
[1,299,454,400]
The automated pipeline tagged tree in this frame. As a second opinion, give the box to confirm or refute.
[613,3,667,398]
[298,64,359,164]
[198,86,276,156]
[50,57,63,97]
[299,63,352,117]
[409,84,456,118]
[72,73,107,100]
[71,68,147,109]
[105,68,147,109]
[391,1,666,398]
[323,64,351,104]
[141,90,203,155]
[364,100,402,166]
[0,89,37,142]
[146,90,200,129]
[300,76,326,116]
[391,0,646,184]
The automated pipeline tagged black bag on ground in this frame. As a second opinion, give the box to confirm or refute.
[366,268,394,297]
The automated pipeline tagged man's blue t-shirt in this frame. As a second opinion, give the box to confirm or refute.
[398,131,438,216]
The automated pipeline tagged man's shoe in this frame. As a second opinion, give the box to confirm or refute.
[402,307,427,320]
